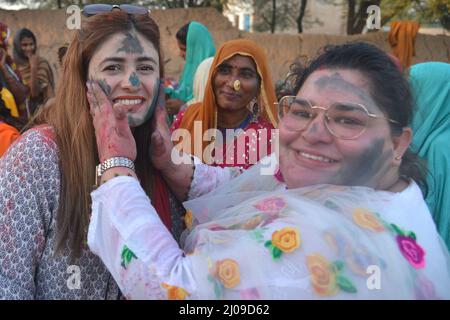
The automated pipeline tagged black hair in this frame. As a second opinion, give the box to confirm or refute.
[18,28,36,44]
[176,22,190,46]
[286,42,427,191]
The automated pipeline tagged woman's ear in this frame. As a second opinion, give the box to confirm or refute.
[392,127,412,164]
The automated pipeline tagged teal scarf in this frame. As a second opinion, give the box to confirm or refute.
[169,21,216,102]
[409,62,450,249]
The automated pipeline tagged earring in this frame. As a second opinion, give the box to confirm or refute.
[395,155,402,160]
[250,97,259,122]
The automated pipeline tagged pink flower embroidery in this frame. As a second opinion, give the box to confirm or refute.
[240,287,261,299]
[253,196,286,214]
[397,236,426,269]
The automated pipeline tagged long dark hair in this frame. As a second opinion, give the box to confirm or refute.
[176,22,190,45]
[285,42,427,190]
[32,11,165,259]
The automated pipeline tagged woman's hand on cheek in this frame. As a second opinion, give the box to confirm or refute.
[87,79,137,163]
[150,82,173,172]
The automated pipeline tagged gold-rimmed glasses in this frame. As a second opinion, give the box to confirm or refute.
[277,95,400,140]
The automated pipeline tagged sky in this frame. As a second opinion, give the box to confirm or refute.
[0,0,37,10]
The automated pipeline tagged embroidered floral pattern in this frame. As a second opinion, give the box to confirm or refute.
[324,230,383,277]
[352,207,426,270]
[306,254,357,296]
[253,196,286,214]
[396,236,426,269]
[239,287,261,299]
[215,259,241,288]
[265,227,301,259]
[241,215,263,230]
[161,283,190,300]
[208,258,241,299]
[120,245,137,269]
[184,210,193,230]
[352,208,385,232]
[306,254,337,296]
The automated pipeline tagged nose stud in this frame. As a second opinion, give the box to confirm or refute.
[233,79,241,92]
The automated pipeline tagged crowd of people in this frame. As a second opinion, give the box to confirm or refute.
[0,6,449,300]
[0,22,54,156]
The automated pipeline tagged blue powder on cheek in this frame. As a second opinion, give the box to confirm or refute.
[145,78,160,120]
[129,72,140,87]
[126,79,160,127]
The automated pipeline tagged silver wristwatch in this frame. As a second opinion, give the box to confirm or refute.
[95,157,135,186]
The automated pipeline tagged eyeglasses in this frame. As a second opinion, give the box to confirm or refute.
[82,4,150,17]
[277,96,400,140]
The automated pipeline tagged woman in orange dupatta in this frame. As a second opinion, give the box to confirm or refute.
[171,39,278,169]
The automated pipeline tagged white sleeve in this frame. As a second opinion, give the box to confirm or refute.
[87,176,197,300]
[188,158,243,200]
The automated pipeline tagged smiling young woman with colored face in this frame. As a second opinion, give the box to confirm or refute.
[87,31,160,130]
[86,42,450,299]
[0,10,186,300]
[279,68,411,191]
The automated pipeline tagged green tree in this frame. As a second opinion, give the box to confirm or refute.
[346,0,450,34]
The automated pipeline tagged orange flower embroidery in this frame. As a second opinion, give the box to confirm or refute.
[352,208,385,232]
[306,254,338,296]
[161,283,190,300]
[271,227,301,253]
[215,259,241,289]
[241,215,263,230]
[184,210,193,229]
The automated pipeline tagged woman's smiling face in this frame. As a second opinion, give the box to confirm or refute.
[213,54,260,112]
[278,68,410,190]
[88,31,160,127]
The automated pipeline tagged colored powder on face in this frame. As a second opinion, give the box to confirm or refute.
[337,138,393,186]
[97,79,112,96]
[117,32,144,54]
[129,72,140,87]
[127,78,160,127]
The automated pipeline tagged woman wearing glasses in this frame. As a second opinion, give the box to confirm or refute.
[88,42,450,299]
[0,9,186,299]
